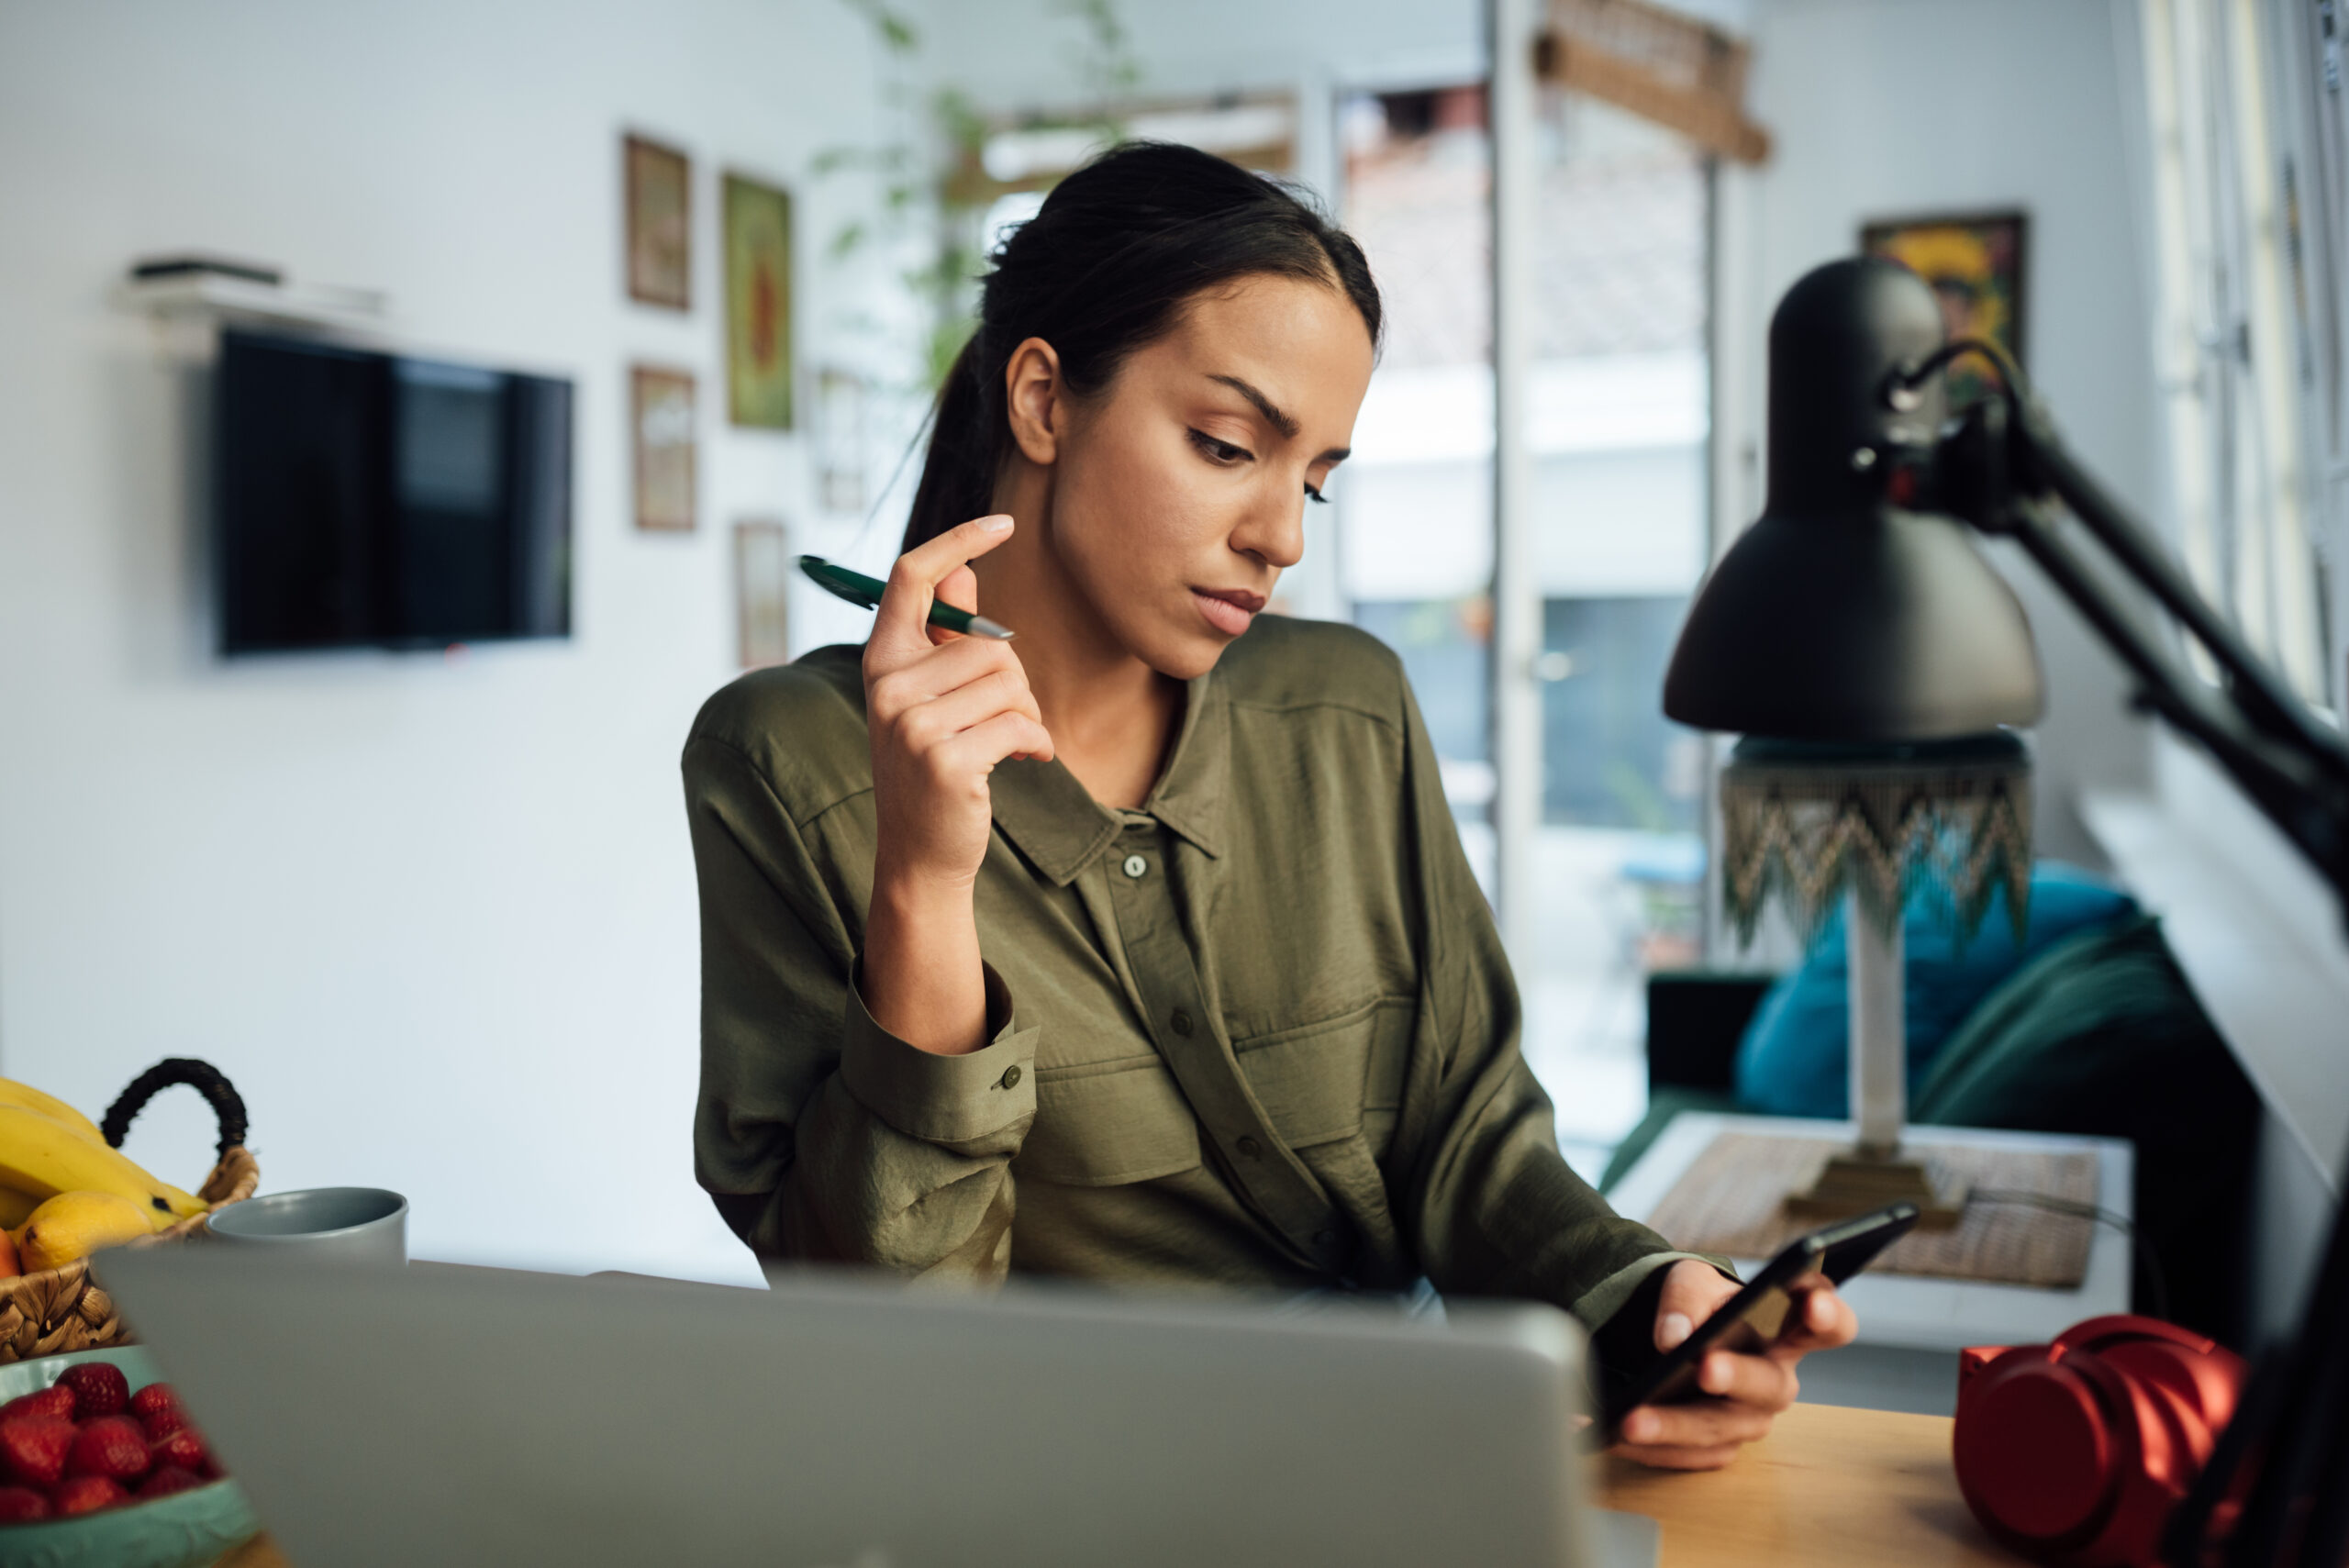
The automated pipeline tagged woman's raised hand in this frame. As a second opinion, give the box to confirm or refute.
[863,514,1053,895]
[857,517,1053,1054]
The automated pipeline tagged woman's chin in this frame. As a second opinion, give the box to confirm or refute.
[1136,625,1238,683]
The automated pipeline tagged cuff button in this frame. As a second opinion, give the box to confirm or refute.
[998,1064,1023,1090]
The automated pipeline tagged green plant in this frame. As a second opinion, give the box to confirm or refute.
[815,0,1141,394]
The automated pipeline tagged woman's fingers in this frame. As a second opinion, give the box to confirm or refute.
[1653,1258,1742,1352]
[871,514,1015,664]
[1689,1348,1798,1410]
[1609,1440,1744,1473]
[1771,1283,1859,1358]
[937,710,1056,772]
[894,668,1046,752]
[926,564,981,647]
[1615,1397,1776,1451]
[869,635,1029,718]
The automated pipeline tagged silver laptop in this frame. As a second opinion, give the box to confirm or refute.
[98,1251,1658,1568]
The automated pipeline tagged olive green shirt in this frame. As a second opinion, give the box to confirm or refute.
[684,615,1702,1332]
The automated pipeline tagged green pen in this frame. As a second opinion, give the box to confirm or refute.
[798,554,1016,640]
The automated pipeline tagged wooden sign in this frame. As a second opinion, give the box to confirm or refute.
[1538,0,1771,165]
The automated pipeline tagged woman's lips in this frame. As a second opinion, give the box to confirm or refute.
[1191,587,1266,636]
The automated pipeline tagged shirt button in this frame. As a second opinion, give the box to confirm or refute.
[1121,854,1148,879]
[998,1065,1022,1089]
[1237,1136,1263,1158]
[1170,1008,1194,1037]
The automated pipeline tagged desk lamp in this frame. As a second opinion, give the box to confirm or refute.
[1667,259,2041,1228]
[1664,255,2349,1568]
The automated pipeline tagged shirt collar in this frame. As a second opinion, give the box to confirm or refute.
[989,668,1230,886]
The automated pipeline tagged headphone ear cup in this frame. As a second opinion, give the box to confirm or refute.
[1953,1316,2247,1568]
[1954,1345,2126,1552]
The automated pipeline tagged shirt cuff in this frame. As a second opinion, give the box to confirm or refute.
[1570,1250,1740,1335]
[839,961,1040,1143]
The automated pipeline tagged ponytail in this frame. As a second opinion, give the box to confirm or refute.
[901,140,1383,551]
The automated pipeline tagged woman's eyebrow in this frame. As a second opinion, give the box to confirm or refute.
[1206,373,1351,462]
[1208,373,1300,439]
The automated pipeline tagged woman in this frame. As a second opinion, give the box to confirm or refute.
[685,141,1854,1470]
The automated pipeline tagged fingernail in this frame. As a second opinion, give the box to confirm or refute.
[1698,1355,1725,1393]
[978,513,1014,532]
[1623,1412,1654,1442]
[1658,1312,1692,1351]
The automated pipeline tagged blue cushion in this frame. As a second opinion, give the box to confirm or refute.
[1731,862,2139,1118]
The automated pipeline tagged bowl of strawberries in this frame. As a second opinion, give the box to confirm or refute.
[0,1346,257,1567]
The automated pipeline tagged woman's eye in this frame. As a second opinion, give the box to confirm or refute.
[1186,428,1251,465]
[1305,484,1330,506]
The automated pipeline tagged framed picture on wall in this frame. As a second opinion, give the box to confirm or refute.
[814,367,866,515]
[735,518,792,668]
[723,172,794,429]
[1861,209,2028,409]
[624,133,692,310]
[631,365,696,532]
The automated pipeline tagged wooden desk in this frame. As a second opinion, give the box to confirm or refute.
[1597,1402,2019,1566]
[226,1403,2013,1568]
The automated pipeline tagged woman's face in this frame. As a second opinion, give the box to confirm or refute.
[1043,274,1375,680]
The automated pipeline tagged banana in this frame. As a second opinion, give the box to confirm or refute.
[0,1080,108,1147]
[0,1106,200,1227]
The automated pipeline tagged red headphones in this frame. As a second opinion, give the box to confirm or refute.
[1952,1315,2245,1567]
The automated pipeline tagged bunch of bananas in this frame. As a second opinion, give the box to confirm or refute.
[0,1080,209,1276]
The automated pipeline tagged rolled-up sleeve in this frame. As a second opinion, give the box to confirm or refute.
[685,735,1037,1282]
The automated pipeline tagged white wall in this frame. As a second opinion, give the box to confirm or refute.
[0,0,905,1281]
[1728,0,2161,867]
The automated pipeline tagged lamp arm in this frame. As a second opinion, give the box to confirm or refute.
[1994,499,2349,890]
[1909,357,2349,1568]
[1909,337,2349,773]
[2014,402,2349,775]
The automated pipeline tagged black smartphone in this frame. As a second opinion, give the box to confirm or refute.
[1600,1202,1920,1436]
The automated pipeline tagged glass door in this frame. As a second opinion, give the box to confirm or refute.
[1520,88,1712,1175]
[1338,79,1711,1177]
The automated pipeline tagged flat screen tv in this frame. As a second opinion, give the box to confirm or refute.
[215,329,573,654]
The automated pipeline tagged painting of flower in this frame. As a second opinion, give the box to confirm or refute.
[1862,211,2027,409]
[724,172,794,429]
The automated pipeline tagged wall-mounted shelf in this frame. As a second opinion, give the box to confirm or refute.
[117,271,389,334]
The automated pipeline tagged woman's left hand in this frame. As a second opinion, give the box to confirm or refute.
[1610,1258,1859,1471]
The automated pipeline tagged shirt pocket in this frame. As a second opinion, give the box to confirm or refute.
[1233,997,1415,1153]
[1017,1055,1203,1186]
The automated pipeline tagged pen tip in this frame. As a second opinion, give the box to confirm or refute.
[971,617,1016,640]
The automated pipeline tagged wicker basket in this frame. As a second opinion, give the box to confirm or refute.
[0,1059,257,1364]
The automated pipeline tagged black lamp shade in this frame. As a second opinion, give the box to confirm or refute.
[1664,258,2044,740]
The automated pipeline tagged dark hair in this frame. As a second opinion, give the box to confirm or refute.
[902,140,1383,550]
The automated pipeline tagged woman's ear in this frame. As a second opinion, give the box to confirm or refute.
[1003,336,1063,465]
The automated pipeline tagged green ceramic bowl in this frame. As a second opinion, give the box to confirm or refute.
[0,1346,260,1568]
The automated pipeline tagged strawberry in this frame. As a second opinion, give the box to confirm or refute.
[137,1464,203,1498]
[50,1474,126,1517]
[66,1416,149,1483]
[0,1388,73,1424]
[0,1416,74,1486]
[127,1383,179,1422]
[55,1364,127,1419]
[137,1404,189,1441]
[0,1485,47,1522]
[149,1424,207,1473]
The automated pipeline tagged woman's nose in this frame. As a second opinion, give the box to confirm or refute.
[1231,485,1307,570]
